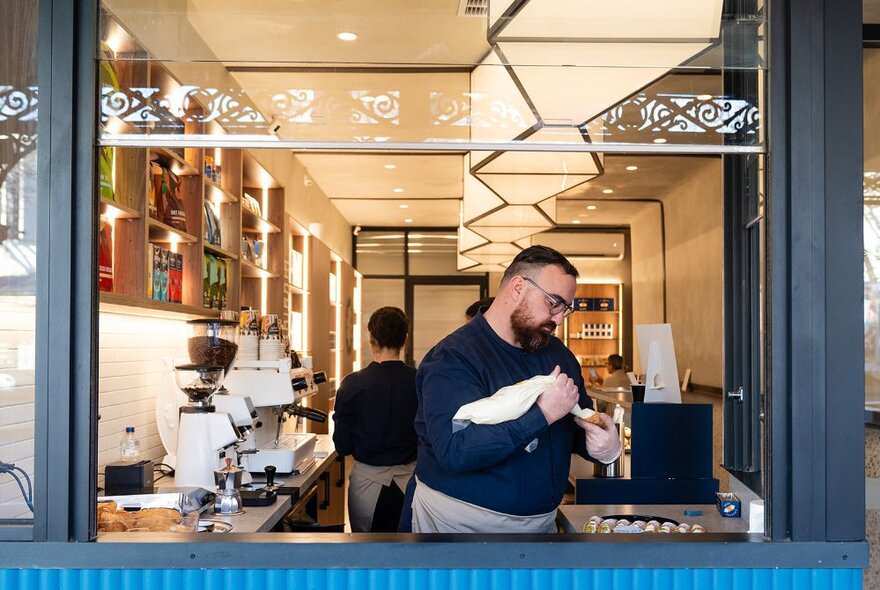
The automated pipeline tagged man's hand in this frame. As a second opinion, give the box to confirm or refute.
[536,365,579,425]
[574,412,622,464]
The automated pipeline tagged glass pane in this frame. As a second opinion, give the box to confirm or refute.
[97,2,765,150]
[356,231,405,276]
[865,48,880,411]
[0,0,39,523]
[408,231,458,275]
[413,284,481,366]
[361,279,404,365]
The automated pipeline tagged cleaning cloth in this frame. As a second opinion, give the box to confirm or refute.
[452,374,601,432]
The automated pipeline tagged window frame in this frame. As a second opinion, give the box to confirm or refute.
[0,0,866,567]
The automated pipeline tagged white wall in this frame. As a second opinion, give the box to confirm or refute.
[96,312,188,479]
[660,159,723,388]
[629,202,666,373]
[254,150,353,263]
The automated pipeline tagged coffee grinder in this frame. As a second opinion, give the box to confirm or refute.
[173,319,242,490]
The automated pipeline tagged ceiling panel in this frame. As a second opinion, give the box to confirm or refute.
[298,153,463,199]
[556,198,653,226]
[186,0,490,64]
[332,198,460,227]
[558,154,719,199]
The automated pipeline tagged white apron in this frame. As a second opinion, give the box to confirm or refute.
[411,477,557,534]
[348,460,415,532]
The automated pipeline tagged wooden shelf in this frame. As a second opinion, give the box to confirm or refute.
[241,207,281,234]
[240,259,276,279]
[149,147,198,176]
[148,218,198,244]
[571,309,619,315]
[99,292,219,320]
[204,242,238,260]
[204,178,238,203]
[286,282,309,295]
[100,197,139,220]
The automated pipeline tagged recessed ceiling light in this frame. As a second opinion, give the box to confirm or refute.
[586,205,598,210]
[697,93,713,100]
[653,138,667,144]
[384,164,396,169]
[404,218,414,223]
[602,189,614,194]
[572,219,581,224]
[625,165,638,171]
[613,242,618,247]
[393,188,404,193]
[337,31,358,41]
[399,204,409,209]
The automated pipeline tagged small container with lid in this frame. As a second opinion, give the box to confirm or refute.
[119,426,140,460]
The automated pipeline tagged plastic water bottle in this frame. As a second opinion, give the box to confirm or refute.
[119,426,141,460]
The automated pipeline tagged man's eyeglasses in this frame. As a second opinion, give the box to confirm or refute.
[522,277,574,318]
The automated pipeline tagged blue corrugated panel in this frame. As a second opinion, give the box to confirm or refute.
[0,568,864,590]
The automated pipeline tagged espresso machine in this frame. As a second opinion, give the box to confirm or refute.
[222,357,328,476]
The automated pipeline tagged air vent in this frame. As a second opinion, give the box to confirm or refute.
[458,0,488,17]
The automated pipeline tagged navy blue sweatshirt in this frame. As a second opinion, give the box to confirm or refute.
[413,312,592,516]
[333,360,418,466]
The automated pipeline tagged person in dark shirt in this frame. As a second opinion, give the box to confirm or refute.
[332,306,418,532]
[464,297,494,322]
[396,294,495,532]
[410,246,621,533]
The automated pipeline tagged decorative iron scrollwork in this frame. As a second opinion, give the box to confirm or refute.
[0,85,39,199]
[602,93,761,138]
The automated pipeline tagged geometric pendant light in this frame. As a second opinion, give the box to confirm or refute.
[461,152,554,243]
[472,126,603,205]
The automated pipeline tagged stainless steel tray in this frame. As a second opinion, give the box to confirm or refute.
[198,519,233,533]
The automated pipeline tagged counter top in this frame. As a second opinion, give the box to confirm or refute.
[153,434,337,533]
[588,386,633,409]
[558,504,749,534]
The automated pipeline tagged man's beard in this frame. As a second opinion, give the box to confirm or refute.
[510,301,557,352]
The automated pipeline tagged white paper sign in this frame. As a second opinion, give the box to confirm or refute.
[635,323,681,403]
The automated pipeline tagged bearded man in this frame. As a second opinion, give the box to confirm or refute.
[409,245,621,533]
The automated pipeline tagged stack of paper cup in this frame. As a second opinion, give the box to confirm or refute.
[239,309,260,361]
[259,314,283,360]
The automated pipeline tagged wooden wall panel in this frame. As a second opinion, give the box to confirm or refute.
[339,261,356,381]
[308,237,331,434]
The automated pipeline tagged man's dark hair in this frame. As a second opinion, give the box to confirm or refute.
[501,245,579,284]
[465,297,495,320]
[607,354,624,372]
[368,306,409,350]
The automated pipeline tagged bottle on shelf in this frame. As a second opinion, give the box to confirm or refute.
[119,426,141,460]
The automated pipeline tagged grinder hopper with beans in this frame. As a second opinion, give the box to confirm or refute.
[169,319,244,490]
